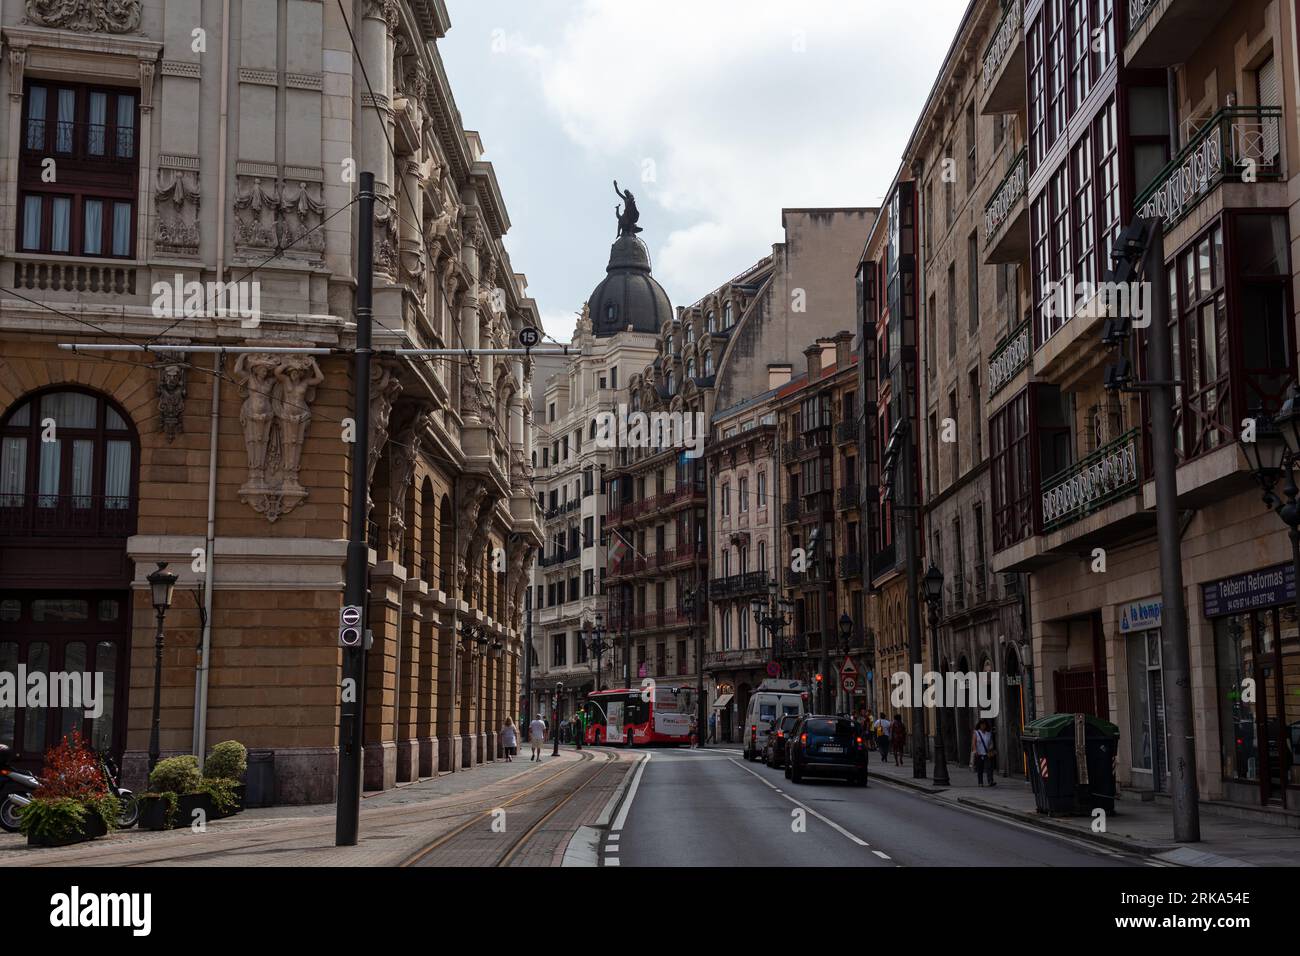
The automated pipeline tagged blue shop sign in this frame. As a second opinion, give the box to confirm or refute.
[1119,598,1162,633]
[1201,562,1295,618]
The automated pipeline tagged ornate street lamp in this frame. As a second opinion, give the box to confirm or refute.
[584,613,610,693]
[552,680,565,757]
[1245,390,1300,643]
[147,561,178,774]
[922,561,950,787]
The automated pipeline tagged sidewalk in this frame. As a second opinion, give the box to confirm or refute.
[868,749,1300,866]
[2,747,590,866]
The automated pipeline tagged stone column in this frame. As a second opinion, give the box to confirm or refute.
[416,594,438,778]
[458,207,482,423]
[396,580,423,782]
[363,562,404,792]
[436,606,459,772]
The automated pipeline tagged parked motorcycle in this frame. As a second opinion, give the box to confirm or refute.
[99,754,138,829]
[0,744,40,833]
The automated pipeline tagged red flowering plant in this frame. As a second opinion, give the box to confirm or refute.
[18,731,120,841]
[39,731,106,799]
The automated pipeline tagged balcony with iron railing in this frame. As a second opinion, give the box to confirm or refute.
[987,316,1032,404]
[835,419,859,445]
[1040,429,1142,535]
[0,493,136,538]
[979,0,1024,116]
[837,484,861,511]
[1134,106,1285,235]
[870,542,898,582]
[782,501,800,524]
[983,147,1028,263]
[22,119,137,164]
[1125,0,1236,69]
[838,552,863,579]
[709,570,771,599]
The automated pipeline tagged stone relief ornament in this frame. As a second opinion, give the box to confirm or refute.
[373,196,399,277]
[24,0,142,33]
[155,360,187,442]
[154,168,201,256]
[233,176,326,256]
[233,177,281,251]
[385,405,431,544]
[232,353,323,521]
[459,355,483,421]
[366,362,404,502]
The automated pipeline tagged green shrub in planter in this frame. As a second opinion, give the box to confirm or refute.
[203,740,248,781]
[200,778,240,818]
[138,792,180,830]
[19,796,89,847]
[148,755,202,795]
[81,793,121,835]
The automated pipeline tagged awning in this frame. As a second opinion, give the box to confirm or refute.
[713,694,734,709]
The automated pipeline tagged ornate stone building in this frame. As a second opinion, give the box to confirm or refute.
[0,0,543,801]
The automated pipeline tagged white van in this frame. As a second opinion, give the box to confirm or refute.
[742,679,808,761]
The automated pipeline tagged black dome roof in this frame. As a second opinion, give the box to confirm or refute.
[588,235,673,337]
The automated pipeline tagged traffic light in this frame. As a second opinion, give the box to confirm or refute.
[814,673,824,686]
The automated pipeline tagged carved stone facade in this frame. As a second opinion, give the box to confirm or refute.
[232,352,324,521]
[233,175,327,257]
[154,166,201,256]
[23,0,141,33]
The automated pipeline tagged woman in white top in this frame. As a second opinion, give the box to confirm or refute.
[971,719,997,787]
[501,718,518,762]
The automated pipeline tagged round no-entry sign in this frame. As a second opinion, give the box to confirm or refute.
[765,661,780,677]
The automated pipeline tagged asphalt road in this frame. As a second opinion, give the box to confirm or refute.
[612,747,1145,867]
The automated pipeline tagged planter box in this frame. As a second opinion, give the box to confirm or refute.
[176,792,214,827]
[231,783,245,814]
[138,795,176,831]
[82,812,108,839]
[27,829,90,848]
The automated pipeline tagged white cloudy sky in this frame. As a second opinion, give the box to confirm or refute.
[440,0,969,342]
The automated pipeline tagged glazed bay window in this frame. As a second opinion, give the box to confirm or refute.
[18,81,138,259]
[990,389,1033,550]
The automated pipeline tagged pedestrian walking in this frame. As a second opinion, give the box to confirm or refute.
[501,717,518,762]
[528,714,546,761]
[890,714,906,766]
[707,711,717,744]
[972,719,997,786]
[872,713,891,757]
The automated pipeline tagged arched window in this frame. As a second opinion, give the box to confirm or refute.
[665,333,673,355]
[703,351,714,375]
[723,301,733,327]
[606,303,618,322]
[438,495,455,594]
[758,540,767,570]
[665,371,674,394]
[685,324,695,345]
[0,388,137,535]
[420,479,436,582]
[706,310,715,333]
[686,357,695,379]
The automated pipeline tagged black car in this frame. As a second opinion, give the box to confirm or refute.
[784,715,868,786]
[762,714,801,768]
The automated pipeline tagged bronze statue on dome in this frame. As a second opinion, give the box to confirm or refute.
[613,180,643,238]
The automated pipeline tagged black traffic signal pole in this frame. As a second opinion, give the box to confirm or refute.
[336,171,375,847]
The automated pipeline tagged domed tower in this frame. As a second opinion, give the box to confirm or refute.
[588,182,673,336]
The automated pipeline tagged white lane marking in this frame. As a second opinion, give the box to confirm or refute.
[870,774,1140,862]
[611,752,651,833]
[873,850,891,860]
[605,858,621,866]
[608,833,620,841]
[595,750,641,827]
[605,844,619,853]
[728,758,871,848]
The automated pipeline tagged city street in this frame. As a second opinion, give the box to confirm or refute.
[609,748,1144,867]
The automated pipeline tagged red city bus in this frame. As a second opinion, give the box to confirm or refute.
[583,686,692,746]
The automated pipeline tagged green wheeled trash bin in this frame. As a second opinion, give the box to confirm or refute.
[1020,714,1120,815]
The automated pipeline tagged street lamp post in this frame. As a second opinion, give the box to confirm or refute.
[683,587,704,748]
[585,613,609,693]
[838,611,853,716]
[922,561,951,786]
[146,561,178,774]
[552,681,564,757]
[1245,388,1300,708]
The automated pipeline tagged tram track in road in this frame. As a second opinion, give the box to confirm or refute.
[400,749,620,867]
